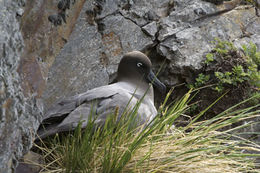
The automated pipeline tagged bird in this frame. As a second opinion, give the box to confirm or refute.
[37,51,166,139]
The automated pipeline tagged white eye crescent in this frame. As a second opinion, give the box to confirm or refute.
[137,62,143,67]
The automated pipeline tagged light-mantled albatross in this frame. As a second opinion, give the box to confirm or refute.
[37,51,166,139]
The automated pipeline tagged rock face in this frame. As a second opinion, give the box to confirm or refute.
[0,0,41,172]
[43,0,155,108]
[43,0,260,108]
[17,0,260,110]
[1,0,260,172]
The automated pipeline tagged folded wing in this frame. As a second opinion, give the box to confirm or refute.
[37,83,135,139]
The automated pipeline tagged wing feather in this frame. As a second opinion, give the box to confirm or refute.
[37,83,157,139]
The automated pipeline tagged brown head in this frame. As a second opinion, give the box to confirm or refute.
[117,51,166,94]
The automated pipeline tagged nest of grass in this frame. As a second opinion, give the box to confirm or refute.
[26,90,260,173]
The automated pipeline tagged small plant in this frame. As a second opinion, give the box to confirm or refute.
[242,42,260,66]
[232,65,249,83]
[189,39,259,93]
[213,38,236,56]
[215,71,232,84]
[205,53,214,65]
[185,39,259,118]
[242,42,260,88]
[188,73,210,89]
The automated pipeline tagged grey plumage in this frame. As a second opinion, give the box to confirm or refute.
[37,51,165,139]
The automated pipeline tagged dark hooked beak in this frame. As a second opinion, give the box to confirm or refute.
[147,70,166,94]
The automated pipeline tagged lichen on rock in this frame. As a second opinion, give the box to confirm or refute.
[0,1,42,172]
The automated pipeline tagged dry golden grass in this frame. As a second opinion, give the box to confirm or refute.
[31,91,260,173]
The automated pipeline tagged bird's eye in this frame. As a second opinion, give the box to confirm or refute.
[137,62,143,67]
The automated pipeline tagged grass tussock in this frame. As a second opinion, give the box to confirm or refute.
[33,89,260,173]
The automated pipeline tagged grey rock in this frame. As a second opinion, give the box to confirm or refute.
[170,0,216,22]
[119,0,172,26]
[93,0,122,19]
[43,1,153,110]
[100,14,153,75]
[16,8,24,16]
[43,13,108,109]
[42,0,260,140]
[142,21,158,40]
[45,0,259,103]
[156,0,260,87]
[0,1,41,172]
[15,151,44,173]
[145,10,160,21]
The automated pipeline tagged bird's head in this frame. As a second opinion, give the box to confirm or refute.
[117,51,166,94]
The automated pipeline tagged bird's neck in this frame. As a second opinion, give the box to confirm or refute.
[117,79,154,102]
